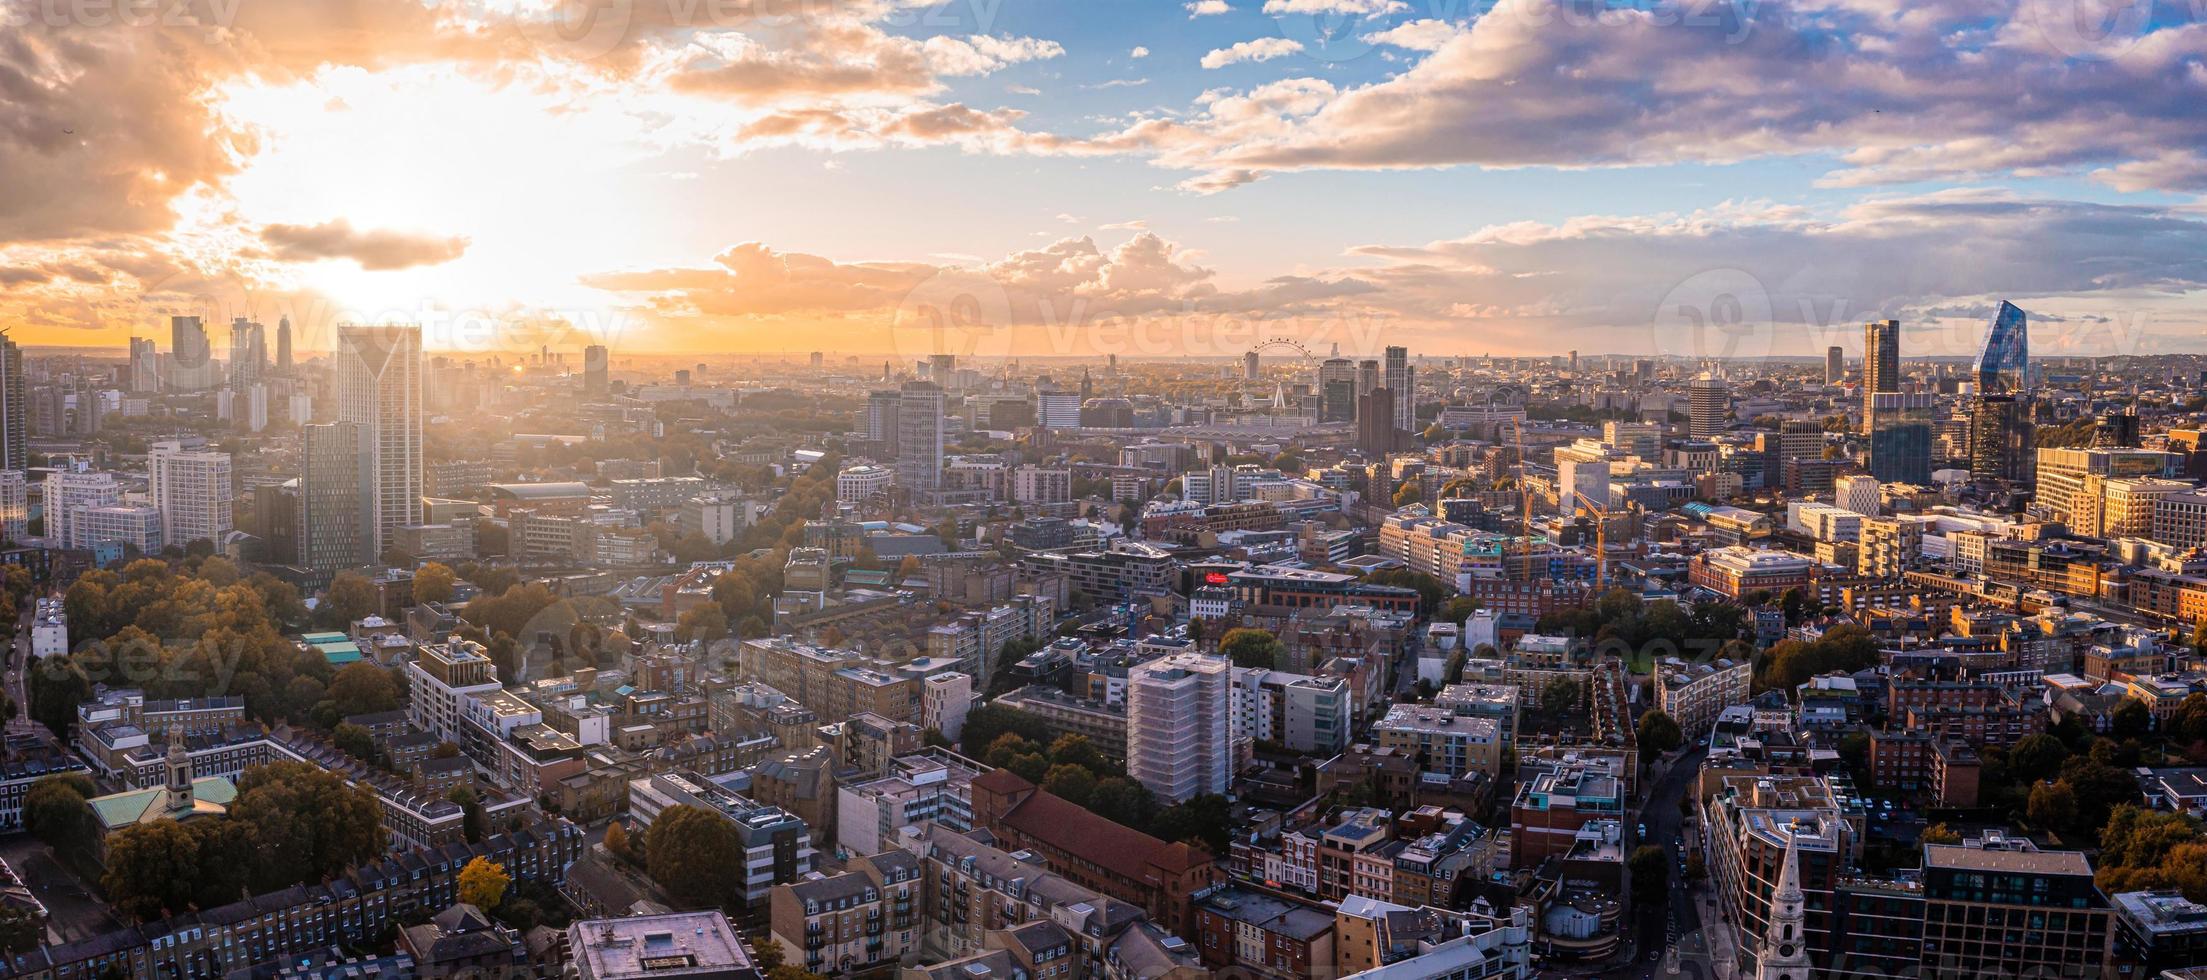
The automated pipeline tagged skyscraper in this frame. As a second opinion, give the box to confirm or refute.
[1318,357,1356,423]
[1825,346,1844,385]
[895,380,945,494]
[1974,300,2029,395]
[583,344,609,396]
[228,317,266,389]
[148,440,234,549]
[1357,388,1397,457]
[299,422,371,571]
[275,315,293,374]
[1863,319,1899,434]
[1688,374,1729,439]
[1126,652,1232,804]
[169,316,217,391]
[128,337,160,393]
[1385,346,1414,432]
[1355,359,1379,400]
[864,389,901,454]
[1243,350,1260,381]
[0,333,22,471]
[335,324,422,557]
[1868,391,1936,486]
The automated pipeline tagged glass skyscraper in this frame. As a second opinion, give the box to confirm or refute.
[1974,300,2029,395]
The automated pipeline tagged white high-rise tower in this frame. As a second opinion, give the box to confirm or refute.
[335,324,422,558]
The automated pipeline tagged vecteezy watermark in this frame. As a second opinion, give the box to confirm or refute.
[2019,0,2157,60]
[1648,267,1777,363]
[0,0,241,29]
[885,269,1395,367]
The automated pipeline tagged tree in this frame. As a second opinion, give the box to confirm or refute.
[229,761,385,891]
[102,821,202,920]
[27,655,92,740]
[1047,735,1109,777]
[458,856,511,910]
[647,804,744,909]
[604,821,633,862]
[1628,845,1669,902]
[332,723,376,764]
[1637,710,1684,755]
[1541,675,1582,711]
[325,661,403,718]
[676,604,729,644]
[0,905,40,955]
[1089,777,1156,827]
[413,562,458,606]
[2006,734,2069,785]
[1043,764,1097,806]
[2114,698,2154,741]
[1435,597,1481,625]
[1921,823,1962,845]
[23,773,96,854]
[1218,628,1284,670]
[1152,793,1233,855]
[1392,482,1424,507]
[2027,781,2079,832]
[319,572,379,628]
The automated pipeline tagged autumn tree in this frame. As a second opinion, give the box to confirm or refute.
[229,762,385,891]
[458,856,511,910]
[413,562,458,606]
[319,572,380,629]
[647,805,743,909]
[22,773,96,854]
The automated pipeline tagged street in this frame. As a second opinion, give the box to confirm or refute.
[1603,743,1719,980]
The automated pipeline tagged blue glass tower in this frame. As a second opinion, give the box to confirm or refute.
[1974,301,2029,395]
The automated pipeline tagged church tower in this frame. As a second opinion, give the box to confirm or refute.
[164,727,194,812]
[1758,835,1812,980]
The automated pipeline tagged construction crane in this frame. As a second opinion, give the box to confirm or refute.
[1572,489,1617,593]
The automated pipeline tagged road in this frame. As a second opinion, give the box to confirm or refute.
[1605,743,1710,980]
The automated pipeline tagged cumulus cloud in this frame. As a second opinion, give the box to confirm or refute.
[1201,37,1305,68]
[260,219,470,270]
[1091,0,2207,193]
[1130,46,1151,58]
[1187,0,1231,14]
[1261,0,1405,14]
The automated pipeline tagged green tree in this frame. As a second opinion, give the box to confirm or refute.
[1089,777,1156,827]
[1636,709,1684,755]
[676,604,729,644]
[324,661,403,718]
[2027,781,2079,832]
[1046,735,1110,777]
[1541,675,1582,711]
[1152,793,1233,855]
[2005,733,2070,785]
[27,655,92,740]
[1043,764,1097,806]
[230,761,386,891]
[2114,699,2154,741]
[1218,628,1284,670]
[0,905,40,955]
[22,773,96,854]
[101,820,202,920]
[647,804,744,909]
[332,723,376,764]
[448,785,488,844]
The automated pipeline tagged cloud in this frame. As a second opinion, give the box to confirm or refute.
[1360,19,1466,51]
[1201,37,1305,68]
[1187,0,1231,14]
[260,219,471,270]
[1090,0,2207,193]
[1130,46,1151,58]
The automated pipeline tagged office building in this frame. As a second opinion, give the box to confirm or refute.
[148,440,233,549]
[1385,346,1414,432]
[1245,349,1261,381]
[129,336,160,393]
[582,344,609,395]
[1867,391,1935,486]
[227,317,265,388]
[1863,319,1898,433]
[169,315,218,391]
[299,422,371,571]
[1974,300,2029,395]
[274,315,292,374]
[1917,839,2109,979]
[1970,394,2033,483]
[2036,447,2174,536]
[864,389,901,454]
[1358,388,1398,457]
[1356,359,1379,400]
[74,505,163,555]
[895,381,946,493]
[1126,651,1233,803]
[1825,345,1844,385]
[1035,387,1080,429]
[569,910,758,980]
[0,470,24,542]
[335,324,423,557]
[1688,374,1728,440]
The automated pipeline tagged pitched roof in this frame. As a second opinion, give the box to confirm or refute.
[982,772,1212,880]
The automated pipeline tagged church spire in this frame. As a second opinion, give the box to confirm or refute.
[1758,834,1811,980]
[165,726,194,812]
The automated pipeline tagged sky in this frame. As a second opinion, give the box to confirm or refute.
[0,0,2204,361]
